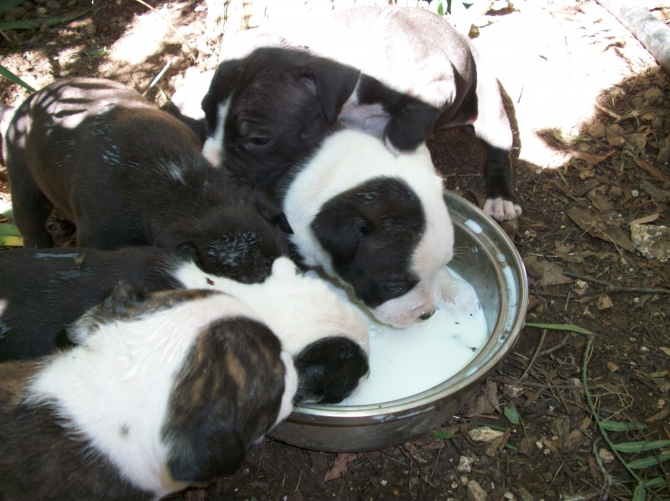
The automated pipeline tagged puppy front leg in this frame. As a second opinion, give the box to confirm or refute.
[470,50,522,221]
[8,177,55,248]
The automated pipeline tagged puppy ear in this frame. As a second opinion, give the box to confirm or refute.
[254,190,294,234]
[167,427,246,482]
[311,201,370,265]
[384,96,442,152]
[202,59,240,129]
[301,58,360,122]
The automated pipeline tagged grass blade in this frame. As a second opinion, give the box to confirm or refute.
[632,483,646,501]
[433,431,454,440]
[613,440,670,453]
[525,323,594,335]
[0,0,26,15]
[0,224,21,236]
[0,9,89,31]
[0,234,23,247]
[627,453,670,470]
[600,421,649,432]
[0,64,36,93]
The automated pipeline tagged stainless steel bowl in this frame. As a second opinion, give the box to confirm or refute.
[269,191,528,452]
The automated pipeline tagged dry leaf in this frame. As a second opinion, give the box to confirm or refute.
[570,150,614,164]
[629,213,660,225]
[324,453,357,482]
[485,380,501,413]
[661,347,670,357]
[567,209,636,252]
[634,157,670,182]
[597,294,614,310]
[607,361,620,372]
[535,260,573,287]
[469,426,505,443]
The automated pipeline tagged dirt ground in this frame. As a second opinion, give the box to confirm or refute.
[1,1,670,500]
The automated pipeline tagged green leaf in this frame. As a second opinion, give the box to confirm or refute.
[504,403,520,425]
[0,9,89,31]
[525,323,593,335]
[632,483,646,501]
[600,421,649,432]
[627,453,670,470]
[0,64,36,93]
[0,224,21,237]
[613,440,670,453]
[83,47,108,57]
[644,477,666,489]
[0,0,25,15]
[0,234,23,247]
[437,0,444,15]
[505,444,517,451]
[433,431,454,440]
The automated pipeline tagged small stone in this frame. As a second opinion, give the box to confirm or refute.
[631,224,670,262]
[467,480,487,501]
[631,96,645,109]
[504,492,515,500]
[85,22,96,36]
[608,185,623,199]
[657,147,670,164]
[644,87,663,105]
[587,122,605,139]
[597,294,613,310]
[39,23,49,33]
[599,448,615,463]
[45,0,60,8]
[607,361,619,372]
[457,456,475,473]
[460,475,469,485]
[36,6,47,14]
[573,280,589,296]
[653,117,664,130]
[606,124,624,137]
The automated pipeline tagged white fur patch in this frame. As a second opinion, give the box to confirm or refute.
[26,293,264,498]
[173,257,370,356]
[283,130,454,328]
[202,99,230,167]
[277,351,298,424]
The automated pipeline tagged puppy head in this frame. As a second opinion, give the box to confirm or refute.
[163,314,297,482]
[287,131,454,328]
[201,47,360,184]
[158,190,291,284]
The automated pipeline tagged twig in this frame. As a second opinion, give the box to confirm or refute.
[489,377,598,391]
[539,334,572,357]
[562,272,670,294]
[142,60,171,96]
[0,29,15,45]
[519,328,547,381]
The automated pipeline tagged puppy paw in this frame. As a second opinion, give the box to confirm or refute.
[438,268,480,317]
[483,197,522,221]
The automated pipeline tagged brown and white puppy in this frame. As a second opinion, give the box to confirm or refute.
[279,129,462,329]
[0,248,368,405]
[0,286,297,501]
[5,77,290,282]
[177,6,520,220]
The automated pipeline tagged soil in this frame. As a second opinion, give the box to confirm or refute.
[1,1,670,500]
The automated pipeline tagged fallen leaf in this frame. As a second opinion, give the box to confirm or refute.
[587,186,614,211]
[485,380,501,413]
[629,213,660,225]
[597,294,614,310]
[469,426,505,443]
[661,347,670,357]
[570,150,615,164]
[634,157,670,182]
[607,361,620,372]
[324,453,357,482]
[534,260,573,287]
[567,209,636,253]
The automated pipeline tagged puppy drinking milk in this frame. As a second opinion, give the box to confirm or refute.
[183,6,520,220]
[0,248,369,404]
[0,286,297,501]
[5,77,290,282]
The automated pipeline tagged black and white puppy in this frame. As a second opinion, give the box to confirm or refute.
[183,6,520,220]
[0,248,369,404]
[5,77,290,282]
[281,129,464,329]
[0,286,297,501]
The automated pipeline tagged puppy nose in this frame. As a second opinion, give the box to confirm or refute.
[419,309,436,321]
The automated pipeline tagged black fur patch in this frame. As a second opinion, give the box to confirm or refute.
[293,337,369,405]
[310,177,425,308]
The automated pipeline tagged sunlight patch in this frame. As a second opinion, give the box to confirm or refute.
[109,10,170,66]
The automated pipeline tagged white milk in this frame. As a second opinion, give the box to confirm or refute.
[306,268,489,406]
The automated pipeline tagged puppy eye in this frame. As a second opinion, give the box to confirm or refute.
[248,137,270,146]
[383,284,407,295]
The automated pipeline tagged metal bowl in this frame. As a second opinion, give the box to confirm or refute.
[269,191,528,452]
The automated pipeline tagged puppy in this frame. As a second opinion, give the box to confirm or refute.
[182,6,520,220]
[281,129,460,329]
[0,286,297,501]
[174,256,371,405]
[5,77,290,282]
[0,248,369,404]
